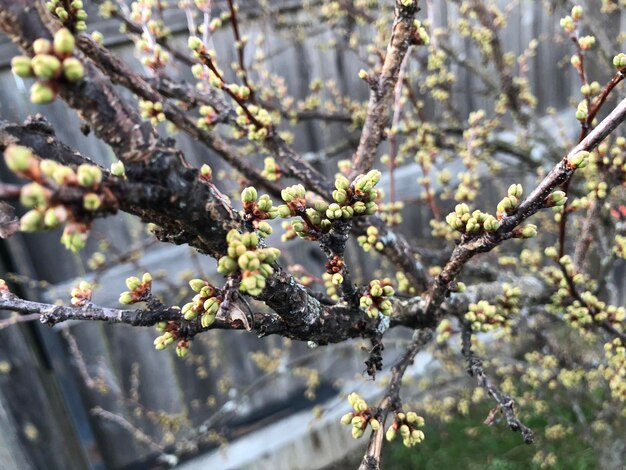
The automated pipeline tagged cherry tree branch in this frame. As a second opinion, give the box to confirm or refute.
[351,1,420,176]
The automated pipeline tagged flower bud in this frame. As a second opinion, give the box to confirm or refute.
[575,100,588,121]
[188,36,203,51]
[370,419,380,431]
[11,56,32,78]
[20,210,43,232]
[5,145,35,173]
[53,28,75,55]
[31,54,61,80]
[340,413,353,425]
[507,183,523,198]
[83,193,101,211]
[119,291,133,304]
[386,426,397,442]
[201,312,216,328]
[613,53,626,68]
[62,57,84,82]
[111,161,126,177]
[241,186,257,203]
[32,38,52,55]
[77,164,102,187]
[335,175,350,190]
[20,183,47,208]
[568,150,590,169]
[189,279,206,292]
[30,81,56,104]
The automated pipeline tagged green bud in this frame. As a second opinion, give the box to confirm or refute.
[83,193,101,211]
[340,413,353,425]
[19,183,47,208]
[20,209,43,232]
[335,175,350,190]
[111,161,126,177]
[277,205,292,218]
[53,28,75,55]
[32,38,52,55]
[370,419,380,431]
[125,276,141,290]
[189,279,206,292]
[613,53,626,68]
[77,164,103,187]
[188,36,203,51]
[547,190,567,207]
[119,291,134,304]
[520,224,538,238]
[241,186,257,203]
[30,81,56,104]
[544,246,558,258]
[256,221,272,237]
[386,426,397,442]
[507,183,523,198]
[201,312,216,328]
[5,145,34,173]
[333,189,348,203]
[11,56,32,78]
[568,150,589,169]
[176,345,189,358]
[217,256,238,274]
[31,54,61,80]
[575,100,588,121]
[62,57,84,82]
[44,206,67,227]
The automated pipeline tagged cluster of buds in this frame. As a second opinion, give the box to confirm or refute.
[322,272,340,300]
[5,145,110,252]
[496,184,523,218]
[46,0,88,31]
[614,234,626,259]
[181,279,222,328]
[575,100,588,122]
[11,29,84,103]
[234,104,272,141]
[325,255,344,286]
[385,411,425,447]
[70,281,92,306]
[191,61,222,91]
[465,300,507,332]
[379,201,404,226]
[197,105,217,131]
[465,284,521,332]
[613,53,626,71]
[278,172,382,242]
[580,81,601,97]
[600,339,626,403]
[119,273,153,305]
[412,19,430,45]
[331,171,381,218]
[446,203,500,235]
[357,226,384,252]
[340,393,380,439]
[359,280,394,318]
[217,230,280,296]
[241,187,278,236]
[591,139,626,182]
[138,100,166,126]
[153,320,184,354]
[261,157,281,181]
[436,318,454,344]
